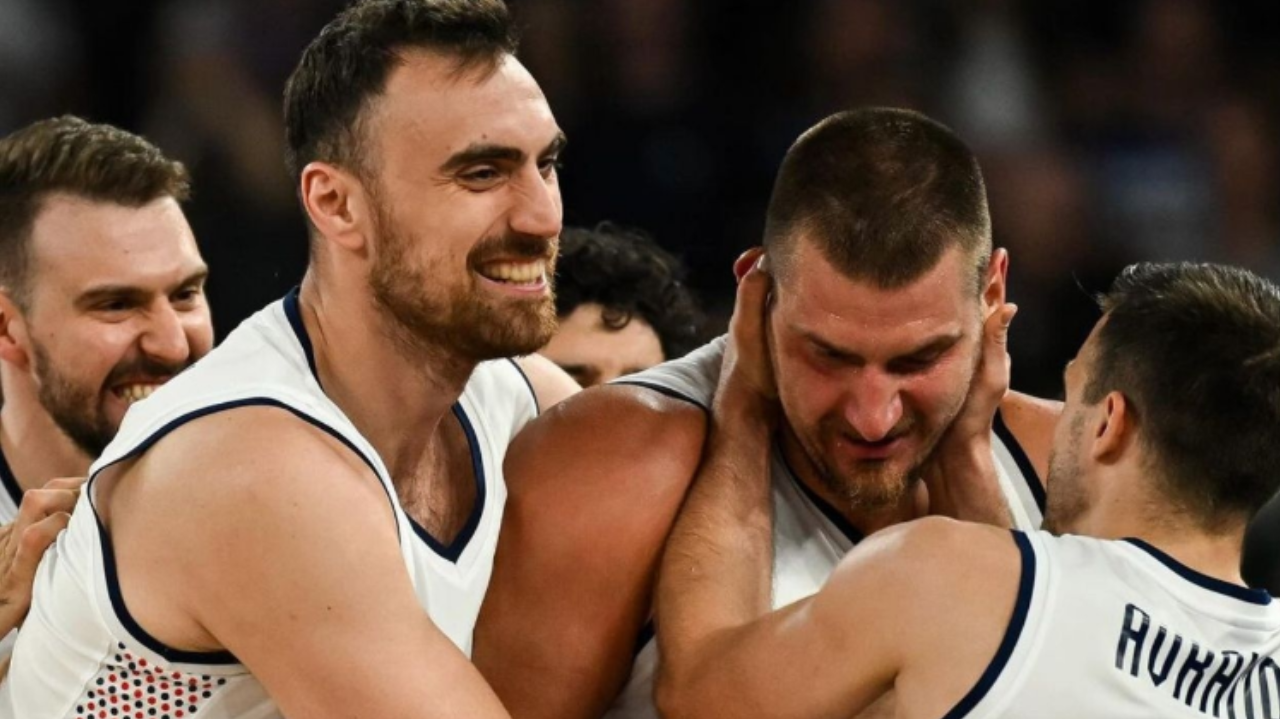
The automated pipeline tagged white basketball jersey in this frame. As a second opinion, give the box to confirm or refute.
[0,290,538,719]
[605,337,1046,719]
[0,447,21,524]
[958,531,1280,718]
[0,448,22,660]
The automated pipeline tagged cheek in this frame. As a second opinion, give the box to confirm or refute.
[903,359,974,419]
[774,354,839,426]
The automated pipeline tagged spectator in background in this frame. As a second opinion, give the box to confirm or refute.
[542,223,706,387]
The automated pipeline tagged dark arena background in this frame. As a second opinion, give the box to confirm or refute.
[3,0,1279,583]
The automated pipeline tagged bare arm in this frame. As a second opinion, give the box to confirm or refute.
[473,385,706,719]
[999,390,1062,483]
[105,407,511,718]
[657,517,1022,719]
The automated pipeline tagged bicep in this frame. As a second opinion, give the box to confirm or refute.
[137,416,509,718]
[475,389,705,718]
[657,562,902,719]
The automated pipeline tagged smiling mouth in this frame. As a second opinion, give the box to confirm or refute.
[477,259,549,287]
[112,383,163,405]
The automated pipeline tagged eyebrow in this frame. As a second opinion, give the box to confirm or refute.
[440,132,568,173]
[74,266,210,309]
[800,327,963,363]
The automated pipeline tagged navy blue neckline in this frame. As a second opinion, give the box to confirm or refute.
[1124,537,1272,606]
[282,287,319,383]
[282,288,487,565]
[406,404,487,563]
[0,443,23,507]
[776,443,865,545]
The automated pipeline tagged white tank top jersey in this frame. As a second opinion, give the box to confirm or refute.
[0,446,21,524]
[954,531,1279,719]
[0,289,540,719]
[0,448,21,660]
[605,337,1047,719]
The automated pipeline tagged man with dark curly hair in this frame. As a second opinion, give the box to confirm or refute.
[541,223,706,386]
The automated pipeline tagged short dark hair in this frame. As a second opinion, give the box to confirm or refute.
[283,0,518,184]
[555,223,705,360]
[1087,262,1280,527]
[0,115,190,304]
[763,107,991,292]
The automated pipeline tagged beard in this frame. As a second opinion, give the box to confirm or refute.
[1043,411,1087,534]
[367,196,558,364]
[793,410,940,513]
[32,342,190,458]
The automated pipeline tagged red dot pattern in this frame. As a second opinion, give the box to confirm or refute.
[73,644,227,719]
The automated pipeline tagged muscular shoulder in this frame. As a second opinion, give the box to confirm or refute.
[821,518,1023,632]
[108,404,382,526]
[505,383,708,499]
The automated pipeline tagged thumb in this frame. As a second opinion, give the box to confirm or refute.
[989,303,1017,351]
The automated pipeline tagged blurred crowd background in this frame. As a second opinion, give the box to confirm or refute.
[5,0,1280,576]
[5,0,1280,398]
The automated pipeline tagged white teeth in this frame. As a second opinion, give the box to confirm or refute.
[482,260,547,285]
[119,385,158,404]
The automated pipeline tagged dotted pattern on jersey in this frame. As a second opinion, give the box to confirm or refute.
[72,644,228,718]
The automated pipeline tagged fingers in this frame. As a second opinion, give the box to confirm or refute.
[733,247,765,281]
[42,476,87,492]
[726,251,775,398]
[13,512,70,571]
[15,487,79,527]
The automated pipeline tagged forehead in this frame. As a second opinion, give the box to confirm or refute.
[774,238,977,352]
[27,194,203,293]
[369,51,559,167]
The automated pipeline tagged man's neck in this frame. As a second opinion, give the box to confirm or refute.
[777,426,922,539]
[1073,497,1249,588]
[0,388,93,493]
[297,276,478,491]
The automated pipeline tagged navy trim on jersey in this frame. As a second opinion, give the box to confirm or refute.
[1124,537,1272,605]
[777,446,865,546]
[506,358,540,417]
[0,444,23,508]
[941,531,1037,719]
[283,287,320,384]
[86,397,396,665]
[992,409,1046,513]
[633,620,656,658]
[408,403,486,563]
[613,380,710,413]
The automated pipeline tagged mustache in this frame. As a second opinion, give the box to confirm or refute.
[826,417,916,444]
[469,233,557,264]
[103,356,194,387]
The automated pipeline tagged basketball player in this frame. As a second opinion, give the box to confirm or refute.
[657,259,1280,719]
[2,2,576,716]
[475,108,1059,718]
[0,116,212,641]
[541,223,704,386]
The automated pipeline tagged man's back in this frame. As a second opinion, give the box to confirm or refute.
[2,292,539,718]
[985,531,1280,719]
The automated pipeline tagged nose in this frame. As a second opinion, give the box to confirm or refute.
[842,370,904,442]
[139,302,192,367]
[509,167,562,240]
